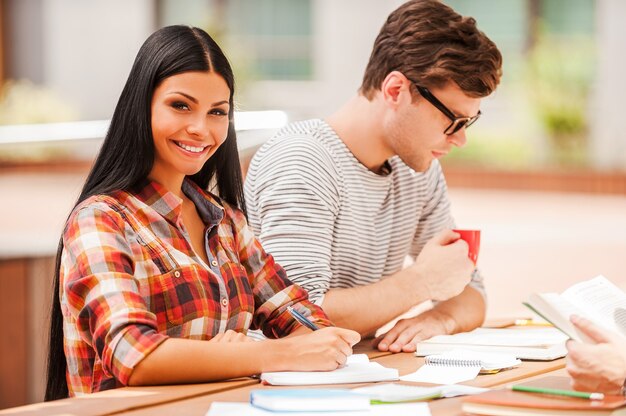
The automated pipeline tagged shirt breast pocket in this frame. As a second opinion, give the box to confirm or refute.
[150,264,211,331]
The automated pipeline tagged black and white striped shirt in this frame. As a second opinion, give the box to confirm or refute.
[244,119,485,305]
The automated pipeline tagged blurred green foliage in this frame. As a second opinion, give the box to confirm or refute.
[444,131,534,170]
[526,31,595,166]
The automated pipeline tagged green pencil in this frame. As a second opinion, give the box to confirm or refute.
[511,385,605,400]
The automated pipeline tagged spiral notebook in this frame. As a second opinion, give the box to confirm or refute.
[401,349,521,385]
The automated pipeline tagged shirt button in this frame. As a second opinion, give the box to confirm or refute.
[174,270,181,278]
[211,260,218,267]
[221,298,228,307]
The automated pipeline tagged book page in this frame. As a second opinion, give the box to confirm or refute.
[561,275,626,334]
[532,293,585,339]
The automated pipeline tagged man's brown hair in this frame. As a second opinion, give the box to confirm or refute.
[360,0,503,99]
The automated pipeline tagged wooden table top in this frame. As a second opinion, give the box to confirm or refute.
[0,337,568,416]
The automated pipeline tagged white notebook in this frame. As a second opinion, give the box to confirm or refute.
[260,354,399,386]
[414,327,568,361]
[402,349,521,384]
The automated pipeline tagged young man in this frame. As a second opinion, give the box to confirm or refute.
[244,0,503,352]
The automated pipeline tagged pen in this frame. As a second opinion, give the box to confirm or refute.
[511,385,605,400]
[287,306,319,331]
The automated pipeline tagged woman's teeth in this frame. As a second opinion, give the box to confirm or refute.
[175,141,206,153]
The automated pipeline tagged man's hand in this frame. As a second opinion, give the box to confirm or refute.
[372,309,455,353]
[407,230,474,301]
[566,315,626,394]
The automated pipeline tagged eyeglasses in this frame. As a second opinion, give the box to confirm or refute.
[411,83,481,135]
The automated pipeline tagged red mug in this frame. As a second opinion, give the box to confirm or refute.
[453,229,481,264]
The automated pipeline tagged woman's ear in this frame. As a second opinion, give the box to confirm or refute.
[380,71,411,109]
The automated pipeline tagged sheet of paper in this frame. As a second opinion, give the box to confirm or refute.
[206,401,431,416]
[439,384,489,397]
[260,354,399,385]
[400,363,481,384]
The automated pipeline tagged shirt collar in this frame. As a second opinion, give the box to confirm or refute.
[132,178,224,228]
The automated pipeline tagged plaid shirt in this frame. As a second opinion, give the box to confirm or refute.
[60,178,331,396]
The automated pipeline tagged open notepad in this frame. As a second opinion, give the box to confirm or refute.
[415,327,568,361]
[402,349,521,384]
[260,354,399,386]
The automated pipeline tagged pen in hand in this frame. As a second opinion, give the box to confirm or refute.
[287,306,319,331]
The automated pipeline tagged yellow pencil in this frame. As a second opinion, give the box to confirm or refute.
[514,319,553,327]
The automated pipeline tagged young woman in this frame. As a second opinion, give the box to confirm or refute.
[45,25,359,400]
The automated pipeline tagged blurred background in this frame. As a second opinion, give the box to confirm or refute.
[0,0,625,408]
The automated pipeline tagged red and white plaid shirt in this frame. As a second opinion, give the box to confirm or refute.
[60,178,331,396]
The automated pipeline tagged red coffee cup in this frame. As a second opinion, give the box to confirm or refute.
[453,229,481,265]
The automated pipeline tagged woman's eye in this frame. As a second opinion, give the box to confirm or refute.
[171,102,189,111]
[210,108,228,116]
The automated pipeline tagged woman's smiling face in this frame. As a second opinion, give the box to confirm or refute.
[149,70,230,185]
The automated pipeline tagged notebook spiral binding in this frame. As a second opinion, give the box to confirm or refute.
[425,357,482,367]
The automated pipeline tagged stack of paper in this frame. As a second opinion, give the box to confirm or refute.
[415,328,568,360]
[260,354,399,386]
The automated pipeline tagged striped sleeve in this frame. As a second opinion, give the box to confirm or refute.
[408,162,486,299]
[61,204,168,386]
[245,134,340,304]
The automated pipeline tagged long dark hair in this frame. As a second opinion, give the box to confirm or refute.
[45,25,245,401]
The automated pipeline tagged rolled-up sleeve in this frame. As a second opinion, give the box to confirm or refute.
[62,205,168,386]
[228,205,333,338]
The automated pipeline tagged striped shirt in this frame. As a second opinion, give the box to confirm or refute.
[244,119,484,305]
[60,178,331,395]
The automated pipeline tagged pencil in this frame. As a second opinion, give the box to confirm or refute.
[511,385,605,400]
[514,319,553,327]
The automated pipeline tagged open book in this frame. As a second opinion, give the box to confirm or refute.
[523,275,626,342]
[415,327,568,361]
[260,354,399,386]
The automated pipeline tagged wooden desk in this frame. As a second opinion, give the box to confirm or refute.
[0,380,257,416]
[0,342,566,416]
[115,357,566,416]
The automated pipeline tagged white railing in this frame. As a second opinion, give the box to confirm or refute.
[0,110,288,153]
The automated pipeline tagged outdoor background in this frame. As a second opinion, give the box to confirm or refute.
[0,0,625,408]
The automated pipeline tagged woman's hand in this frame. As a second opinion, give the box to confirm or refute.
[566,315,626,394]
[270,327,361,372]
[209,329,255,343]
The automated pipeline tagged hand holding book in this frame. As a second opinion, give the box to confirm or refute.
[566,314,626,395]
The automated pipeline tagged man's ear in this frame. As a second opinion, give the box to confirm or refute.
[380,71,410,109]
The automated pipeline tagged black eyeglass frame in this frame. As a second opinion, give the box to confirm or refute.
[410,82,481,135]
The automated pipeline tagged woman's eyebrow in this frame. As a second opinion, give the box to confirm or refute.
[167,92,228,107]
[168,91,198,103]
